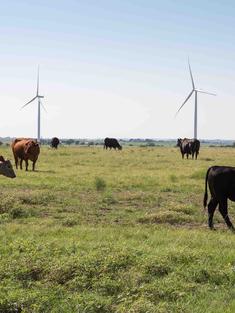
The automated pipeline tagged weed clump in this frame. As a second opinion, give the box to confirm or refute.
[102,192,118,205]
[169,174,178,183]
[10,207,28,219]
[95,177,106,191]
[19,192,54,206]
[62,217,79,227]
[137,211,193,225]
[0,195,17,214]
[0,302,23,313]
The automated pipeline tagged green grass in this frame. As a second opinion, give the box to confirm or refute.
[0,145,235,312]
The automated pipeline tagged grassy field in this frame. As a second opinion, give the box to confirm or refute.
[0,145,235,313]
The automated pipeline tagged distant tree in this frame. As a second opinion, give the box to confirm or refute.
[147,142,155,147]
[66,139,75,145]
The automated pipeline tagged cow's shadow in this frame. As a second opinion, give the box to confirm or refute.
[31,170,56,174]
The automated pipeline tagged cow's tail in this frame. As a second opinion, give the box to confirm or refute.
[197,142,200,154]
[203,167,211,209]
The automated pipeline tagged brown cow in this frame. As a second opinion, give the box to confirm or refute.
[12,138,40,171]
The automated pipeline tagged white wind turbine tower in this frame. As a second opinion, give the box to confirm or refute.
[175,60,216,139]
[21,66,45,143]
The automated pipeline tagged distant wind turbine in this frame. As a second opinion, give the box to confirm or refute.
[175,60,216,139]
[21,66,46,143]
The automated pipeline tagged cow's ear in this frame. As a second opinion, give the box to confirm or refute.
[24,141,31,153]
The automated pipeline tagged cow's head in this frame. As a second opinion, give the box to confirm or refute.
[0,157,16,178]
[118,145,122,150]
[177,138,182,147]
[24,140,40,155]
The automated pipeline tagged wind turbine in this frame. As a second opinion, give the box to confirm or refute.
[175,60,216,139]
[21,66,45,143]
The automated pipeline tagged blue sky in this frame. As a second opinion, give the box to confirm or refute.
[1,0,235,139]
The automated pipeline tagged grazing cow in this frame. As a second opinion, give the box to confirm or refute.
[51,137,60,149]
[12,138,40,171]
[104,138,122,150]
[0,156,16,178]
[177,138,200,159]
[203,166,235,231]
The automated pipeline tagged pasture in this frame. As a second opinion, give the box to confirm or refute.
[0,145,235,313]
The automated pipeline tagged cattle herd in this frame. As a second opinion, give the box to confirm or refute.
[0,136,235,231]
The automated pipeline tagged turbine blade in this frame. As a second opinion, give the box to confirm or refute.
[37,65,39,96]
[21,96,37,109]
[196,89,216,96]
[175,90,194,117]
[188,58,195,89]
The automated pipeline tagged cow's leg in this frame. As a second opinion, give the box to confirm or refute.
[186,153,189,159]
[14,156,18,169]
[20,158,23,170]
[32,161,36,171]
[218,199,235,230]
[25,159,29,171]
[208,198,218,229]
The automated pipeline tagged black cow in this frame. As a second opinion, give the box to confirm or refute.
[203,166,235,231]
[190,139,200,159]
[51,137,60,149]
[104,138,122,150]
[177,138,200,159]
